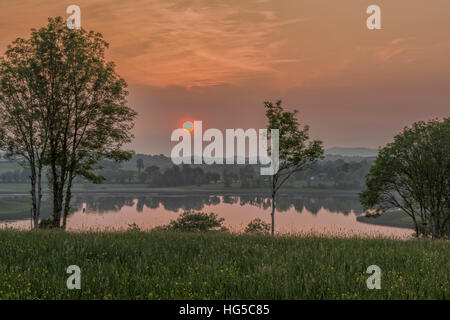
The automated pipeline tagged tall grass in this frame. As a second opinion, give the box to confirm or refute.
[0,230,448,299]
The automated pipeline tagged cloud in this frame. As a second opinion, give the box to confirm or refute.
[372,38,450,64]
[81,0,305,87]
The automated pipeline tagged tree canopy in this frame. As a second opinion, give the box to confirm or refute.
[359,118,450,239]
[265,100,324,235]
[0,17,136,229]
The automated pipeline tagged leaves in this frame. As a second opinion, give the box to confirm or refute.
[359,118,450,238]
[264,100,324,191]
[0,17,137,228]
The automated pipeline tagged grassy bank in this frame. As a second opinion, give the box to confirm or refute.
[0,230,448,299]
[357,211,414,229]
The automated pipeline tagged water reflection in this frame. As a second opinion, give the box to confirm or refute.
[69,194,364,216]
[1,194,411,238]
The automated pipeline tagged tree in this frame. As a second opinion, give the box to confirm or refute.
[265,101,324,235]
[51,17,136,228]
[239,165,255,188]
[0,23,58,228]
[205,171,220,184]
[359,119,450,239]
[145,165,162,187]
[1,17,137,229]
[136,158,144,174]
[192,167,205,186]
[222,169,233,188]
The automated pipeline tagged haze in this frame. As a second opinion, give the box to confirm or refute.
[0,0,449,154]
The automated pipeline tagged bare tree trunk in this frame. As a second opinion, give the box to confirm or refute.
[271,193,276,236]
[271,176,276,236]
[54,183,65,228]
[29,165,38,230]
[62,174,74,230]
[35,165,43,229]
[50,162,63,228]
[411,214,419,238]
[430,211,439,239]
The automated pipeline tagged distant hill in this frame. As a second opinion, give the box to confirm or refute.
[325,147,378,157]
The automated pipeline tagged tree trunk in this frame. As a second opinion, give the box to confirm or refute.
[62,174,74,230]
[271,176,276,236]
[411,214,419,238]
[50,163,63,228]
[35,165,43,229]
[271,192,276,236]
[430,211,439,239]
[29,165,38,230]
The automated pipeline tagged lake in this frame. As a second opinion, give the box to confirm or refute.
[0,193,412,238]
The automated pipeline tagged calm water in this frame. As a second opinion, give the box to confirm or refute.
[0,194,412,238]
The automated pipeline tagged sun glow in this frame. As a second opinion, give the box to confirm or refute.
[182,121,194,133]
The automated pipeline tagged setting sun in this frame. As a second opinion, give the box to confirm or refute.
[182,121,194,133]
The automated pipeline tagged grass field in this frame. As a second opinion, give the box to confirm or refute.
[0,230,448,299]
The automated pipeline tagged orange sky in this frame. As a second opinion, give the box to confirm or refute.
[0,0,449,154]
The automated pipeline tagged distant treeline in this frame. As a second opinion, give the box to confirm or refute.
[0,158,373,190]
[88,158,373,190]
[0,168,30,183]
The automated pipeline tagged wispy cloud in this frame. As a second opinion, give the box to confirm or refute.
[82,0,305,87]
[371,37,450,64]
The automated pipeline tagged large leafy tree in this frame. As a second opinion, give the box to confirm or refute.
[0,23,59,228]
[359,118,450,239]
[0,17,136,229]
[265,101,324,235]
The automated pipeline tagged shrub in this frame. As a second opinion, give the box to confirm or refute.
[244,218,270,234]
[127,223,141,232]
[38,218,54,229]
[155,210,228,232]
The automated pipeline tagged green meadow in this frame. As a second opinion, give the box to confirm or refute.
[0,230,448,300]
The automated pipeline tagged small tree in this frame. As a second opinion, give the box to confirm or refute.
[360,118,450,239]
[265,101,324,235]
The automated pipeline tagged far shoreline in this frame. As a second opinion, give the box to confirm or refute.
[0,183,361,197]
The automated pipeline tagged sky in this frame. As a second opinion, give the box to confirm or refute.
[0,0,449,155]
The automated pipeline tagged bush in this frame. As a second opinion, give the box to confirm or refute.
[38,218,54,229]
[155,210,228,232]
[127,223,141,232]
[244,218,270,234]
